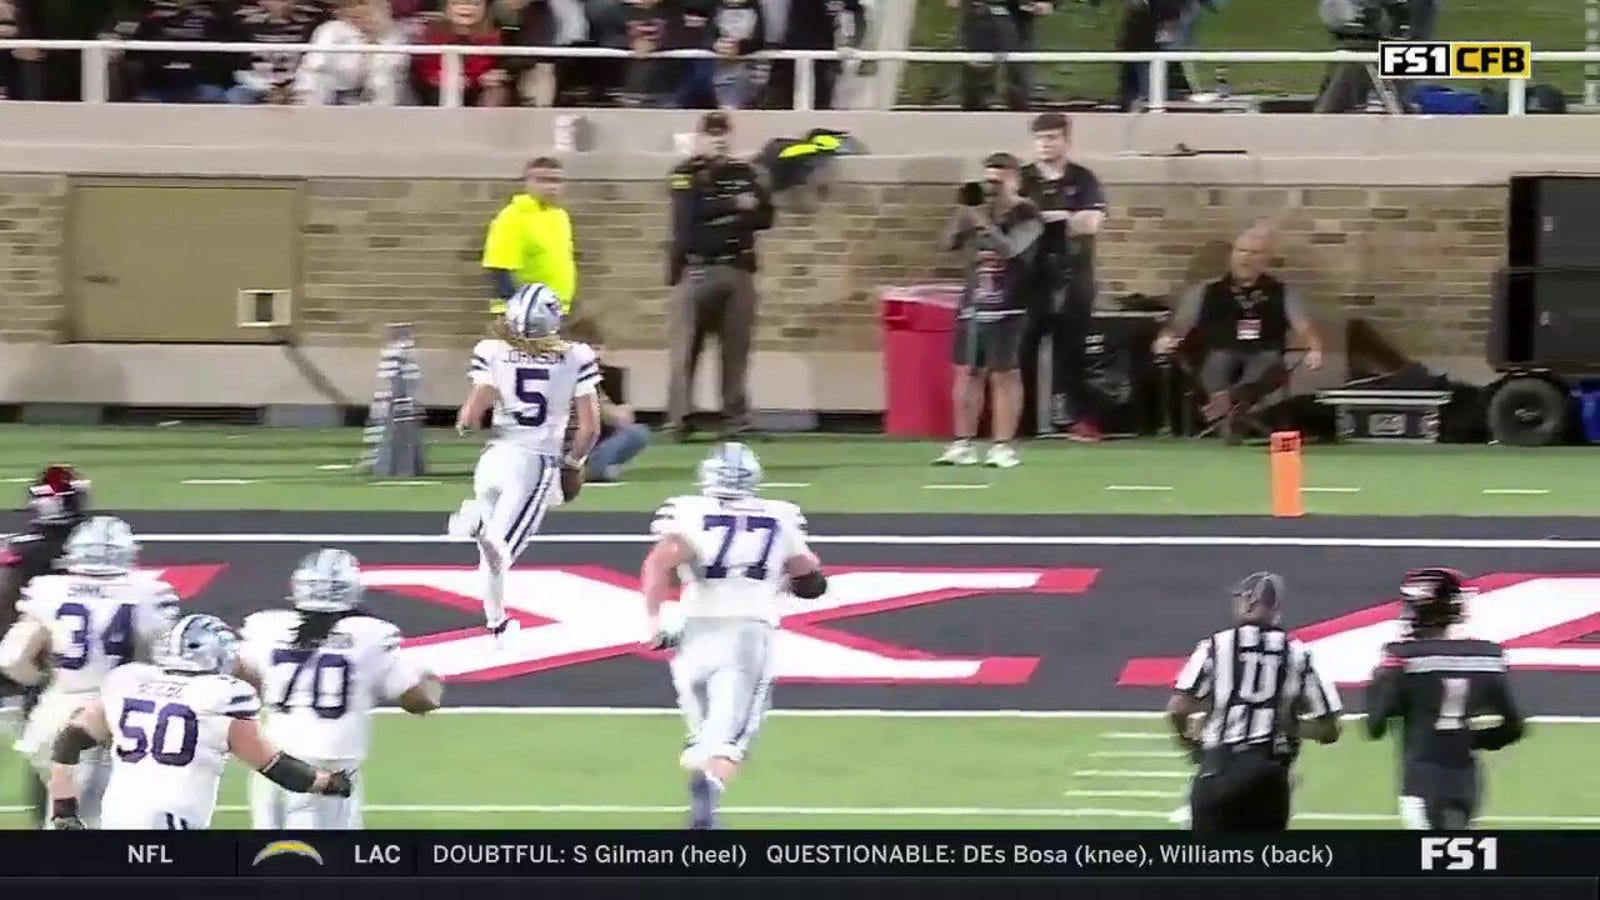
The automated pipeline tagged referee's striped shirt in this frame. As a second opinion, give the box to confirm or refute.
[1175,624,1342,752]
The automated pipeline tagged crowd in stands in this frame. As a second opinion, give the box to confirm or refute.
[0,0,870,108]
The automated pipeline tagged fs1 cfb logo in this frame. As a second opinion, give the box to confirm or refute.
[1421,837,1498,872]
[1378,42,1531,79]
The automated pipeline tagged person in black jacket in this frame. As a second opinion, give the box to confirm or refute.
[709,0,764,109]
[766,0,863,110]
[664,112,774,442]
[1366,567,1526,830]
[0,465,90,827]
[950,0,1051,111]
[130,0,233,103]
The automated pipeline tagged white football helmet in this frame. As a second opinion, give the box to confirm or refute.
[160,614,240,675]
[698,442,763,498]
[290,548,363,613]
[503,282,563,339]
[62,515,138,576]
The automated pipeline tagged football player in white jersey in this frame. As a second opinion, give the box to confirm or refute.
[641,442,827,829]
[45,614,352,830]
[448,282,601,646]
[0,516,180,828]
[239,547,443,829]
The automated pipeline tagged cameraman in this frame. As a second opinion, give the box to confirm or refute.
[1314,0,1414,113]
[934,153,1044,470]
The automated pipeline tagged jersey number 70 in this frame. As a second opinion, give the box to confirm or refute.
[702,515,778,580]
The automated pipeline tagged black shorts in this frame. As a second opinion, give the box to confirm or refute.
[1189,746,1292,834]
[953,315,1025,371]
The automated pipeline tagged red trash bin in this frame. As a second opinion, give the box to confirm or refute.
[880,284,962,439]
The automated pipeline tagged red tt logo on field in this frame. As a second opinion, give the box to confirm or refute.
[1119,572,1600,688]
[362,565,1100,685]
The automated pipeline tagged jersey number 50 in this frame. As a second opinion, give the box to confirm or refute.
[116,699,198,767]
[513,367,550,427]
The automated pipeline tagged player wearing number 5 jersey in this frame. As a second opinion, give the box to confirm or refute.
[0,516,179,828]
[449,283,601,646]
[1366,567,1525,830]
[46,614,352,830]
[240,549,443,829]
[642,443,827,830]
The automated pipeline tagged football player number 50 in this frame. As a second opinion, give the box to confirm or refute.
[513,367,550,427]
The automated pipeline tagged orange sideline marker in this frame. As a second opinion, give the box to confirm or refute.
[1270,431,1304,518]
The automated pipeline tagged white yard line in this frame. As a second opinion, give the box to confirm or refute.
[1482,488,1551,495]
[920,484,989,491]
[180,479,257,486]
[764,482,813,489]
[1072,770,1192,780]
[370,480,441,487]
[1303,487,1361,493]
[1104,485,1173,492]
[317,464,353,471]
[128,532,1600,550]
[1101,731,1170,740]
[1089,750,1185,759]
[366,707,1600,724]
[1062,790,1182,800]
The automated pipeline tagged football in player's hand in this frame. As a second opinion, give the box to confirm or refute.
[560,465,585,502]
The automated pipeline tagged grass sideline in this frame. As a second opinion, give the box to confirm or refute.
[905,0,1590,104]
[3,425,1600,516]
[1,710,1591,829]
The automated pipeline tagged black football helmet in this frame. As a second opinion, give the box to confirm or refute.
[27,465,90,527]
[1399,567,1468,635]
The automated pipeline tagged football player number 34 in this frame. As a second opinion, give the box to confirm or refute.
[513,366,550,427]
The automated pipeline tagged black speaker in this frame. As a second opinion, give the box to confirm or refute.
[1490,267,1600,370]
[1508,175,1600,268]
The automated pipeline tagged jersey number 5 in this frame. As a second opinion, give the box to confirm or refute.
[513,367,550,427]
[702,515,778,580]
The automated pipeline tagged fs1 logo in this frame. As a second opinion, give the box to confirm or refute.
[1379,42,1531,79]
[1420,837,1498,872]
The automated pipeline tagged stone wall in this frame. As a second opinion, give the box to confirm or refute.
[0,173,1505,359]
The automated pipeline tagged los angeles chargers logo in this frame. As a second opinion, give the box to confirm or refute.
[252,840,325,866]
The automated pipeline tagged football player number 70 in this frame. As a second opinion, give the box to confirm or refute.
[270,649,352,720]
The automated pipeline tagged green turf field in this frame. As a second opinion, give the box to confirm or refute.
[905,0,1590,104]
[1,711,1591,829]
[2,424,1595,516]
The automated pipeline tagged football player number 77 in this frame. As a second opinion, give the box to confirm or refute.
[701,515,778,580]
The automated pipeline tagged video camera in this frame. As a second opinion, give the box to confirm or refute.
[958,180,997,207]
[1321,0,1410,42]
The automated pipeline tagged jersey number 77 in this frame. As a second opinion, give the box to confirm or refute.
[702,515,779,580]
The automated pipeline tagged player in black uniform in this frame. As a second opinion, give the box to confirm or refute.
[1365,567,1526,830]
[0,465,90,826]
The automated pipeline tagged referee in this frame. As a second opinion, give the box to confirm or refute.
[1168,572,1342,833]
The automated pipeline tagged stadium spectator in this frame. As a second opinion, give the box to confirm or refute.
[710,0,766,109]
[949,0,1048,111]
[497,0,589,106]
[482,156,577,316]
[564,318,652,483]
[293,0,409,105]
[129,0,234,103]
[228,0,321,104]
[1116,0,1192,110]
[412,0,511,106]
[0,0,41,101]
[766,0,864,110]
[621,0,682,107]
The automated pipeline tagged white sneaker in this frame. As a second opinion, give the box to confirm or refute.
[489,617,522,652]
[446,499,483,539]
[985,443,1020,469]
[933,440,979,466]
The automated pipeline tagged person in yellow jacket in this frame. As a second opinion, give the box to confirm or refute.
[482,156,576,315]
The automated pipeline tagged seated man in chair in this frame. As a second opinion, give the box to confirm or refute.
[1153,225,1324,438]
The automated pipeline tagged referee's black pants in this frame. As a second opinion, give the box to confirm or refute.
[1189,746,1292,834]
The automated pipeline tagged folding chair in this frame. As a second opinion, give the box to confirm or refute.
[1175,339,1308,444]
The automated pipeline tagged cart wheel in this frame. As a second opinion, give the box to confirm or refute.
[1487,377,1568,447]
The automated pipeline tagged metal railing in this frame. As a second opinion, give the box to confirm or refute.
[0,40,1590,114]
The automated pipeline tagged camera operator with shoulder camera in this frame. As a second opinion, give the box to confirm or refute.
[1314,0,1414,113]
[934,153,1044,470]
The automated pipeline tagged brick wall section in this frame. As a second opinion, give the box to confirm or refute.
[0,176,69,343]
[3,178,1507,358]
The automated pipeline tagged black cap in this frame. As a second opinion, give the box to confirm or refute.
[699,112,731,135]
